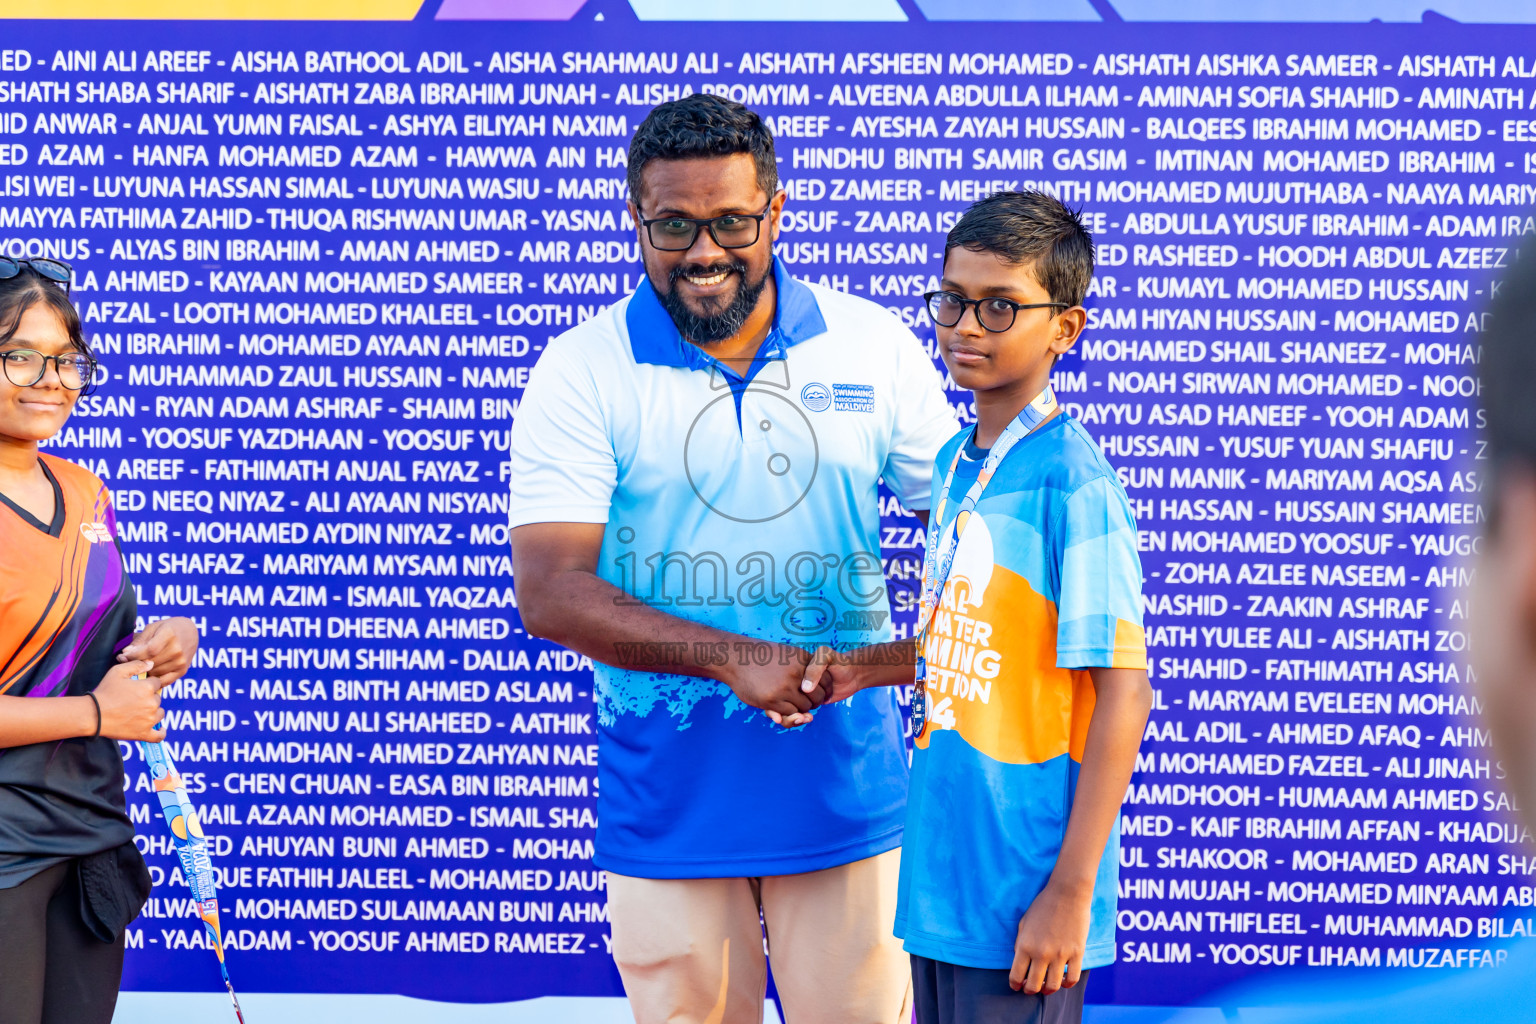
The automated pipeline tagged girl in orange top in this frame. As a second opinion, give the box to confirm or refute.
[0,259,200,1024]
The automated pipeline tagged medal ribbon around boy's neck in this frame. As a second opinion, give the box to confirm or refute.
[911,384,1058,737]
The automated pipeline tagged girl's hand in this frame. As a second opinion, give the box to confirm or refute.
[93,660,165,742]
[118,618,199,687]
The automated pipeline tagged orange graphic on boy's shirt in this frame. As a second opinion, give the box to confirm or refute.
[916,514,1097,767]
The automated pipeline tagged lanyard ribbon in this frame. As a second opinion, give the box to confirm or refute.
[140,712,248,1022]
[912,387,1058,737]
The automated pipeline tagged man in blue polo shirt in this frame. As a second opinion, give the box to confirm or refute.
[508,95,957,1023]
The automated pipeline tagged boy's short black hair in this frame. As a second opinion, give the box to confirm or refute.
[944,190,1096,307]
[627,94,778,209]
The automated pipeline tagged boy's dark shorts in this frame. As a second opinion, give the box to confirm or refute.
[912,954,1089,1024]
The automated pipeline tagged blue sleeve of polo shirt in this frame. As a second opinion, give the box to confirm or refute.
[882,326,960,511]
[506,335,617,528]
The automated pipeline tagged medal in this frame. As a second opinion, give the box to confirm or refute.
[912,387,1058,741]
[911,657,928,737]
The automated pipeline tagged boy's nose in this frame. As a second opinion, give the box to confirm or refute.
[952,309,988,340]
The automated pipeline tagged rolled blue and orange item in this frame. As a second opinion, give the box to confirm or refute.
[140,705,247,1022]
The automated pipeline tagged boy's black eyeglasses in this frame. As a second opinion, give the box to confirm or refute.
[640,205,771,252]
[0,257,72,295]
[0,349,96,390]
[924,290,1068,333]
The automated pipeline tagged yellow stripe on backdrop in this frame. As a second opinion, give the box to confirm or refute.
[4,0,423,18]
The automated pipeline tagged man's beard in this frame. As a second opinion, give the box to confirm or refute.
[658,257,770,345]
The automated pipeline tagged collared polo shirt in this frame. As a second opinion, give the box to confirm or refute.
[507,258,958,877]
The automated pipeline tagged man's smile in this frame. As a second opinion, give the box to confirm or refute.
[675,267,740,299]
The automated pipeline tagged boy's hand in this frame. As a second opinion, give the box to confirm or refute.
[823,652,871,703]
[767,640,922,726]
[807,646,866,704]
[806,640,919,708]
[1010,882,1092,995]
[771,646,880,726]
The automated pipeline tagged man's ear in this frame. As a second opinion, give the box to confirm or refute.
[768,188,787,245]
[627,199,643,246]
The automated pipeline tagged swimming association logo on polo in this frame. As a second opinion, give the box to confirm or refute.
[79,521,112,543]
[801,382,876,413]
[834,383,876,413]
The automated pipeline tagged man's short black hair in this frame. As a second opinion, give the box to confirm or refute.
[1482,248,1536,477]
[944,190,1096,307]
[627,93,778,210]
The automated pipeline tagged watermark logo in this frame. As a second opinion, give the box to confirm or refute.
[610,543,900,639]
[684,386,820,524]
[800,382,832,412]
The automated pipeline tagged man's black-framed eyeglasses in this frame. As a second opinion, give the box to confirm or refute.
[0,257,72,295]
[924,290,1068,334]
[640,205,772,252]
[0,349,95,390]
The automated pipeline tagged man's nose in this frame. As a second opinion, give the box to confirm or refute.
[683,222,729,265]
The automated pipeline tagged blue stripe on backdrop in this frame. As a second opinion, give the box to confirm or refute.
[1105,0,1536,21]
[420,0,1536,19]
[908,0,1101,20]
[113,994,1207,1023]
[626,0,907,19]
[112,994,769,1023]
[903,0,1099,18]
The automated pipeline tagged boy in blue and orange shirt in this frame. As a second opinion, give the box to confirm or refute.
[817,190,1151,1023]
